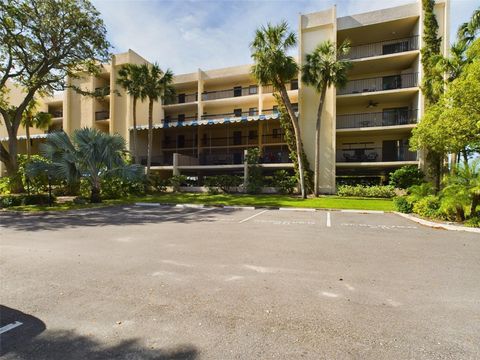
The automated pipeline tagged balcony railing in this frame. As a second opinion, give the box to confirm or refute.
[262,133,286,144]
[202,85,258,101]
[95,110,109,120]
[164,115,197,125]
[201,110,259,120]
[49,110,63,118]
[337,73,418,95]
[336,147,417,163]
[164,93,198,105]
[340,36,419,60]
[337,109,418,129]
[262,81,298,94]
[94,86,110,97]
[199,151,291,165]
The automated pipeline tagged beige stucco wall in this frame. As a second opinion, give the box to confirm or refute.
[299,7,337,194]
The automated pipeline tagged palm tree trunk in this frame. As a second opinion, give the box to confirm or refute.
[146,99,153,177]
[471,194,479,217]
[90,177,102,203]
[278,84,306,199]
[314,86,327,196]
[132,98,139,164]
[25,122,31,160]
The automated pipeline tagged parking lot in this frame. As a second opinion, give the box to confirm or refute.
[1,205,479,359]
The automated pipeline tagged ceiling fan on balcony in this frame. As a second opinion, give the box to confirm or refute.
[366,100,379,108]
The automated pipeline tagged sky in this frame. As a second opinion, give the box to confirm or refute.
[91,0,479,74]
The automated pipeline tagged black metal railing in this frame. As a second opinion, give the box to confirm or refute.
[337,109,418,129]
[94,86,110,97]
[262,81,298,94]
[262,133,286,144]
[49,110,63,118]
[336,147,417,162]
[163,115,198,124]
[95,110,109,120]
[340,36,419,60]
[337,73,418,95]
[164,92,198,105]
[202,85,259,101]
[199,151,291,165]
[162,138,197,149]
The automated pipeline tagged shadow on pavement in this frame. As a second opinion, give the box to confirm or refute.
[2,328,198,360]
[0,205,236,232]
[0,305,46,356]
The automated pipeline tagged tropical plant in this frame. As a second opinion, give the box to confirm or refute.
[302,40,351,195]
[441,159,480,220]
[245,147,263,194]
[250,21,307,198]
[0,0,110,188]
[389,165,425,189]
[26,128,143,203]
[21,100,52,159]
[140,63,175,176]
[117,64,146,164]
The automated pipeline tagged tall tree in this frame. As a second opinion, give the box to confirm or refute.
[117,64,146,164]
[251,21,308,198]
[140,64,175,177]
[0,0,110,189]
[421,0,443,106]
[21,100,52,159]
[302,40,351,196]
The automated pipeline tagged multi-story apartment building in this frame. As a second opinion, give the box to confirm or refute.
[0,1,449,193]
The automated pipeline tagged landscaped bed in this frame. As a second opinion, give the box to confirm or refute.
[2,193,395,212]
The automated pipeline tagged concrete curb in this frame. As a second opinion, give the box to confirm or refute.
[394,212,480,233]
[133,202,385,214]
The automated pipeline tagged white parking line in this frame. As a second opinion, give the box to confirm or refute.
[239,209,268,223]
[326,212,331,227]
[0,321,23,335]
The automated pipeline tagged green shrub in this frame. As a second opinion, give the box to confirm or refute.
[393,196,413,213]
[336,176,382,187]
[337,185,395,198]
[0,177,11,195]
[0,195,23,208]
[170,175,188,192]
[464,216,480,228]
[389,165,425,189]
[272,170,297,194]
[245,148,263,194]
[149,175,168,193]
[204,175,242,194]
[413,195,441,218]
[0,193,54,207]
[407,183,436,203]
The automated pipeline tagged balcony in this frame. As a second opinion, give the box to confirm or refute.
[164,115,197,125]
[262,80,298,94]
[336,146,417,163]
[341,36,419,60]
[94,86,110,97]
[164,92,197,105]
[95,110,109,121]
[337,109,418,129]
[49,110,63,119]
[337,73,418,96]
[199,151,291,165]
[202,85,259,101]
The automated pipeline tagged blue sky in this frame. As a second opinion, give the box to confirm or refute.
[91,0,479,74]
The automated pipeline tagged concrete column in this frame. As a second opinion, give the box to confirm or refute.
[258,84,263,114]
[197,69,204,122]
[109,54,117,137]
[64,76,71,135]
[173,153,180,176]
[243,149,249,191]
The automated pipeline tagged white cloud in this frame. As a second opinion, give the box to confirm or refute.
[92,0,479,74]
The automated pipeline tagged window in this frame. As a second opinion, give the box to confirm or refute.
[382,41,409,55]
[164,116,171,125]
[248,130,258,140]
[272,128,281,138]
[233,108,242,117]
[178,114,185,122]
[233,86,242,97]
[290,79,298,90]
[249,107,258,116]
[249,85,258,95]
[178,93,186,103]
[382,107,409,126]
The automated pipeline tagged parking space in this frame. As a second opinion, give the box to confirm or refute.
[1,205,479,359]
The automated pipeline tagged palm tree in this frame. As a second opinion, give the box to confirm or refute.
[117,64,146,164]
[140,63,175,177]
[22,100,52,160]
[302,40,352,196]
[457,8,479,46]
[27,128,144,203]
[250,21,308,198]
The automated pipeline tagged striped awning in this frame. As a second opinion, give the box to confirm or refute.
[0,133,49,142]
[129,112,281,131]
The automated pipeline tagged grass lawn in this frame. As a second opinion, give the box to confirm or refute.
[3,193,395,212]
